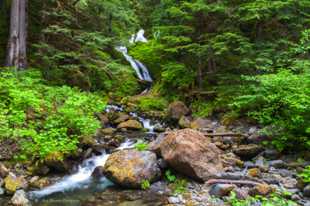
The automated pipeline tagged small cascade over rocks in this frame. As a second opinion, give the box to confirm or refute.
[29,140,135,199]
[116,29,153,82]
[28,104,162,201]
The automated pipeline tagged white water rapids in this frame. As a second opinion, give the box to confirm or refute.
[116,29,153,82]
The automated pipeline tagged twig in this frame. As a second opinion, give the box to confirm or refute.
[206,179,262,186]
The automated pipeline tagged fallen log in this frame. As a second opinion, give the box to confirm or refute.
[202,132,246,137]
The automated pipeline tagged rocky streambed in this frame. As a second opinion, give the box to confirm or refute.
[0,102,310,206]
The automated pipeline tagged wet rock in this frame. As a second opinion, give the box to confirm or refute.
[168,101,190,120]
[303,184,310,197]
[11,190,30,206]
[153,124,165,133]
[233,144,263,159]
[117,120,143,130]
[151,129,224,182]
[282,177,298,189]
[190,118,212,129]
[80,135,96,146]
[96,113,109,126]
[269,160,286,169]
[233,187,249,200]
[92,166,105,179]
[263,149,281,159]
[0,163,9,178]
[209,184,236,197]
[4,173,27,194]
[178,116,191,128]
[103,150,161,188]
[114,113,130,124]
[28,164,50,176]
[44,152,71,173]
[101,128,116,135]
[221,153,244,168]
[149,133,166,155]
[249,184,273,196]
[29,176,50,189]
[247,168,261,178]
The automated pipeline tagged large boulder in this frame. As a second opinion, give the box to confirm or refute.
[103,150,161,188]
[150,129,224,182]
[168,101,190,120]
[117,120,143,130]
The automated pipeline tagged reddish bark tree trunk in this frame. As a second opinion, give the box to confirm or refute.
[6,0,27,69]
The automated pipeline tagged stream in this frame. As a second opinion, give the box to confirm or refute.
[27,104,166,206]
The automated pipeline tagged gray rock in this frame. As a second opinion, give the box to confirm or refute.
[303,184,310,197]
[0,177,3,187]
[263,149,281,159]
[233,144,264,159]
[209,184,236,197]
[11,190,30,206]
[282,177,298,189]
[168,195,185,204]
[269,160,286,168]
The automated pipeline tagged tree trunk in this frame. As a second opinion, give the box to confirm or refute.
[6,0,27,69]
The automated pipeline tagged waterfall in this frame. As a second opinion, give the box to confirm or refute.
[116,29,153,82]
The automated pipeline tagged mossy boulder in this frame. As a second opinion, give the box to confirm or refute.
[4,173,27,194]
[102,150,161,188]
[117,120,143,130]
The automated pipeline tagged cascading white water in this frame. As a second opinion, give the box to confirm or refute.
[29,104,162,200]
[29,139,135,199]
[116,29,153,82]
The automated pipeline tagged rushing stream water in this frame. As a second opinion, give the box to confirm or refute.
[116,29,153,82]
[27,104,163,205]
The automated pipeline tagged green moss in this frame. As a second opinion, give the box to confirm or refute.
[135,96,168,112]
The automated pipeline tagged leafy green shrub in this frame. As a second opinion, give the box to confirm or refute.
[135,96,168,112]
[231,71,310,150]
[134,140,149,151]
[141,180,151,190]
[0,69,106,160]
[164,169,187,194]
[171,179,187,195]
[165,170,177,183]
[299,165,310,183]
[228,192,297,206]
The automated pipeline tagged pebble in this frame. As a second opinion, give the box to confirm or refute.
[168,195,185,204]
